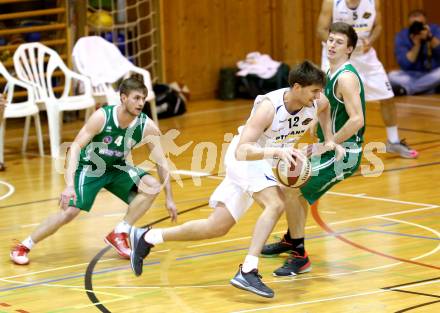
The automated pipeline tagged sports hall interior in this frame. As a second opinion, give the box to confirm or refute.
[0,0,439,312]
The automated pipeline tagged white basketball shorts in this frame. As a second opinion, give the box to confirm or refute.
[321,45,394,101]
[209,135,279,222]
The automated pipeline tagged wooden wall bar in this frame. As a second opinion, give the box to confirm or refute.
[161,0,428,100]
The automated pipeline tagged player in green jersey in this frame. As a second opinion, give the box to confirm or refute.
[261,22,366,276]
[11,77,177,265]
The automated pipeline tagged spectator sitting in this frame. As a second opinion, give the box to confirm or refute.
[388,10,440,96]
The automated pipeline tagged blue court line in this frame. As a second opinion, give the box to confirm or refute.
[0,260,160,293]
[0,230,363,293]
[362,228,440,241]
[0,220,437,293]
[176,247,250,261]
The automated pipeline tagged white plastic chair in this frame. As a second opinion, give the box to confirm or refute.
[0,62,44,163]
[72,36,158,125]
[13,43,96,157]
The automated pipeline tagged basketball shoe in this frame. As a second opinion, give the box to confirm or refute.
[129,226,153,276]
[104,231,131,259]
[230,265,274,298]
[386,139,418,159]
[272,251,312,277]
[10,243,30,265]
[261,235,293,257]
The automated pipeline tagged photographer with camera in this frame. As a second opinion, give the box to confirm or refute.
[388,10,440,96]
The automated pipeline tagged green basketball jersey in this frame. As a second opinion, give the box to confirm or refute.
[78,105,149,169]
[317,62,366,144]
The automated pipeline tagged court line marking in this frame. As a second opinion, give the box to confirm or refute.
[326,191,438,207]
[0,181,15,201]
[230,279,440,313]
[1,189,437,308]
[312,203,440,270]
[1,203,436,281]
[2,216,438,291]
[187,204,438,248]
[396,102,440,112]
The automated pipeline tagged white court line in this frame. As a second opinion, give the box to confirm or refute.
[172,170,211,177]
[404,96,440,102]
[4,214,437,294]
[231,290,388,313]
[231,278,440,313]
[1,186,437,293]
[376,216,440,261]
[0,258,118,280]
[396,102,440,112]
[327,191,438,207]
[0,248,170,281]
[188,205,438,249]
[20,223,39,228]
[0,181,15,201]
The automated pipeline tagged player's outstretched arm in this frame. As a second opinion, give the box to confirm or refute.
[60,109,105,210]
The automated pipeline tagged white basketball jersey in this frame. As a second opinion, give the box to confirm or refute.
[333,0,376,40]
[238,88,317,150]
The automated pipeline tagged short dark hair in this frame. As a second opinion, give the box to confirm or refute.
[408,9,425,19]
[119,76,148,97]
[288,60,326,88]
[329,22,358,54]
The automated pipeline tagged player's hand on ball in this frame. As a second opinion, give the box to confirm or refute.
[274,147,298,167]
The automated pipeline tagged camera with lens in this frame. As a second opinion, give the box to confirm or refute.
[409,21,432,43]
[409,21,426,35]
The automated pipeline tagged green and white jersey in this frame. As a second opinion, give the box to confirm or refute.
[78,105,150,169]
[317,62,366,145]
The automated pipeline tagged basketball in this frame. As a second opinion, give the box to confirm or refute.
[275,153,312,188]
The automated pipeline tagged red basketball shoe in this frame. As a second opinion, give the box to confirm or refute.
[10,243,30,265]
[105,231,131,259]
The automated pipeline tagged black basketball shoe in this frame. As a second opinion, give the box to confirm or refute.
[230,265,274,298]
[129,226,154,276]
[261,235,293,257]
[273,251,312,277]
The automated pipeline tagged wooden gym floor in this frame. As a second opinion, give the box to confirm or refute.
[0,95,439,312]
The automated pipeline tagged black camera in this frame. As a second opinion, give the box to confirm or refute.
[409,21,426,35]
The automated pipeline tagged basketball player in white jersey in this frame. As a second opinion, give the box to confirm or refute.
[128,61,345,298]
[317,0,418,158]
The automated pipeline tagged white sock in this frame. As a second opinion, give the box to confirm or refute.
[115,220,131,234]
[386,126,399,144]
[242,255,259,273]
[22,236,35,250]
[144,228,164,245]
